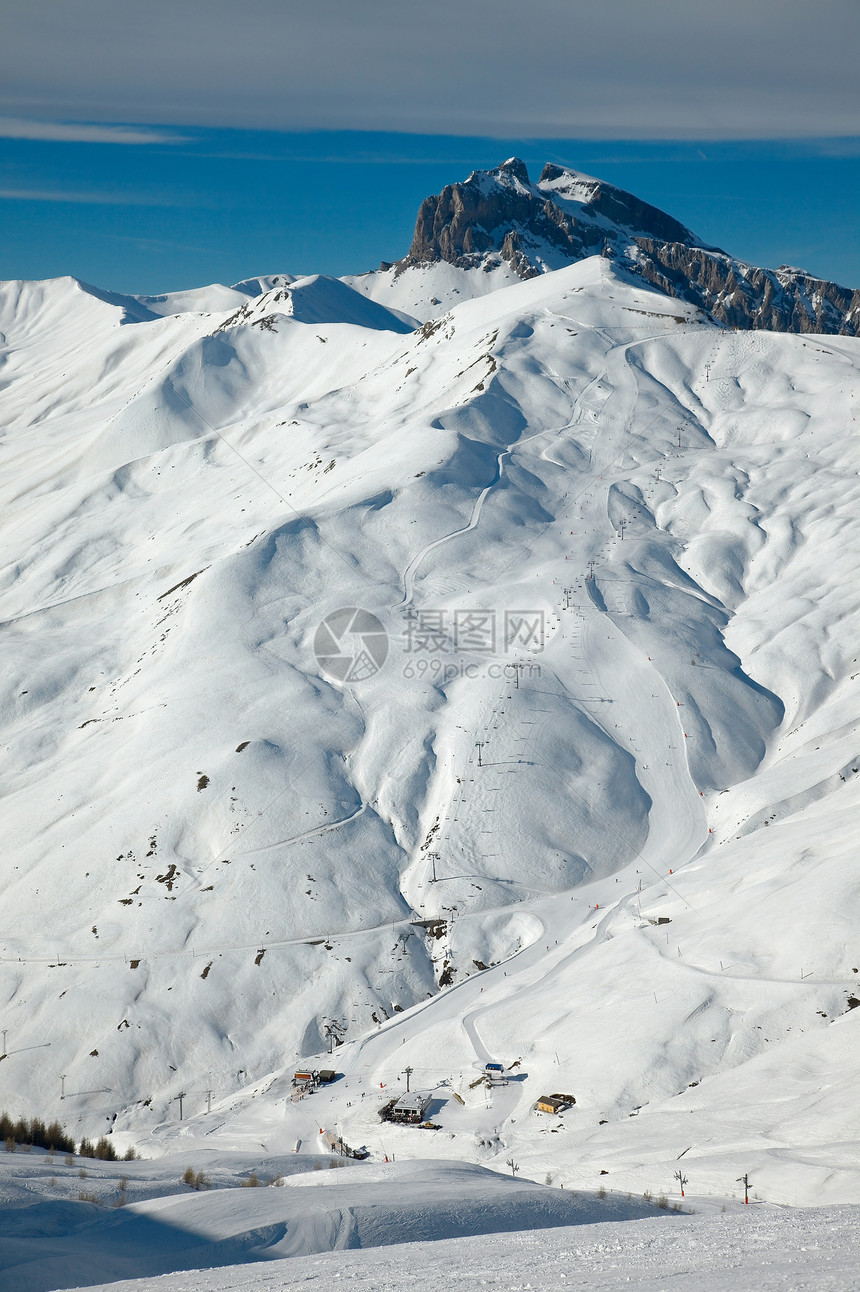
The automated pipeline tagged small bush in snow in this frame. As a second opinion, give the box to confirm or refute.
[182,1166,209,1190]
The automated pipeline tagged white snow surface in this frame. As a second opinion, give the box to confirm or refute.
[63,1204,860,1292]
[1,250,860,1286]
[344,259,522,322]
[3,1152,858,1292]
[0,1154,671,1291]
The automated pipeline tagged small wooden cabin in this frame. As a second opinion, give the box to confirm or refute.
[536,1094,569,1114]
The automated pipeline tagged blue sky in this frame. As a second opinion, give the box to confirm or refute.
[1,130,859,294]
[1,1,857,293]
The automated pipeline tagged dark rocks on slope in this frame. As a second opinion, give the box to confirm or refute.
[632,241,860,335]
[398,158,860,338]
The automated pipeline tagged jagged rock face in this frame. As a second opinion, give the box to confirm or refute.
[405,158,697,277]
[632,240,860,335]
[401,158,860,337]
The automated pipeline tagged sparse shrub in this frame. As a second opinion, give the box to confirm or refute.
[672,1202,682,1212]
[49,1176,57,1188]
[77,1191,102,1205]
[4,1137,15,1153]
[313,1160,324,1171]
[78,1168,87,1178]
[123,1146,139,1161]
[243,1171,261,1187]
[182,1166,209,1190]
[597,1185,606,1199]
[119,1176,128,1192]
[643,1189,652,1202]
[657,1194,668,1209]
[545,1172,554,1185]
[64,1155,75,1167]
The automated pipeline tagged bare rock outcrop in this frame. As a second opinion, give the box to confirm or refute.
[396,158,860,337]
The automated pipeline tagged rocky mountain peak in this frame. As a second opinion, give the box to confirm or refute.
[398,159,860,337]
[493,156,532,186]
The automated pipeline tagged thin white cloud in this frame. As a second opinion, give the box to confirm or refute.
[0,186,173,206]
[0,117,187,144]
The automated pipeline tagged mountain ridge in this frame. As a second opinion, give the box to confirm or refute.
[0,191,859,1205]
[388,157,860,337]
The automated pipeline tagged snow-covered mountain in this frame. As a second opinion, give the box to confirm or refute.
[1,165,859,1212]
[354,158,860,336]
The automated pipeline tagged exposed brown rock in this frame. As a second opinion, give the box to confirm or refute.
[397,159,860,338]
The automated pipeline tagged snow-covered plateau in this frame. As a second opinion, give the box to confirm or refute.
[1,161,859,1289]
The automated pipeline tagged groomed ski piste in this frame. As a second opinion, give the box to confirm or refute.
[1,204,860,1288]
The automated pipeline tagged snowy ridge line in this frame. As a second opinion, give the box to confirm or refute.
[1,252,859,1204]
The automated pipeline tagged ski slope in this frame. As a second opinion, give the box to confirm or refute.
[6,1149,858,1292]
[0,1154,670,1292]
[1,246,859,1222]
[66,1203,860,1292]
